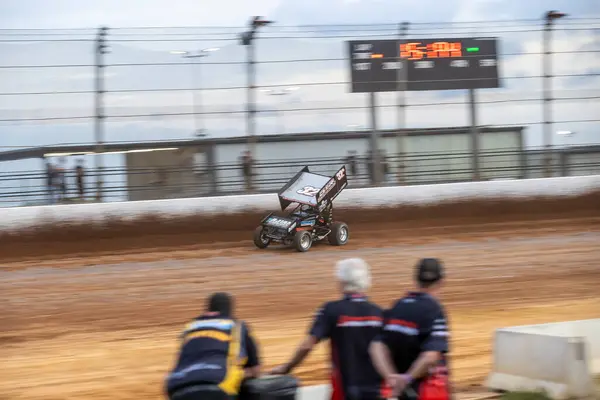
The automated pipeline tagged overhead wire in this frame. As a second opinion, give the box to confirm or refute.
[1,99,599,123]
[0,73,598,96]
[0,49,598,69]
[0,16,598,32]
[0,23,598,36]
[1,27,599,43]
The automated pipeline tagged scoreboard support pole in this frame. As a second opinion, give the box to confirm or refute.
[369,92,383,186]
[468,88,481,181]
[395,83,407,185]
[395,22,410,185]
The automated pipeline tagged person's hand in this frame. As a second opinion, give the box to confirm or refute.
[384,374,401,396]
[387,373,413,397]
[244,366,261,379]
[269,364,289,375]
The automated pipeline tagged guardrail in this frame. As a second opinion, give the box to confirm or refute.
[1,147,599,207]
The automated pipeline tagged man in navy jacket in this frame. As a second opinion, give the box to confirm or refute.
[271,258,385,400]
[165,292,261,400]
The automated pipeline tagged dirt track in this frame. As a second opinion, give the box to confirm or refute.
[1,194,600,400]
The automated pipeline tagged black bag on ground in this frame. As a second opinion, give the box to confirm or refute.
[239,375,300,400]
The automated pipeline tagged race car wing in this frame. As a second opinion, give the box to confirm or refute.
[277,166,332,210]
[316,165,348,205]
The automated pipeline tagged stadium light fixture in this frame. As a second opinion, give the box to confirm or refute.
[261,86,299,95]
[170,47,220,58]
[545,10,568,24]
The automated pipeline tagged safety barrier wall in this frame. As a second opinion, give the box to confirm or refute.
[486,319,600,400]
[1,175,600,233]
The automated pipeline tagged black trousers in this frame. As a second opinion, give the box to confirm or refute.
[170,385,232,400]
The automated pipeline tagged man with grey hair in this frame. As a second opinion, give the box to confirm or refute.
[271,258,385,400]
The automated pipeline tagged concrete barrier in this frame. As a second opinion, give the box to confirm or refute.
[297,384,329,400]
[486,319,600,399]
[1,175,599,232]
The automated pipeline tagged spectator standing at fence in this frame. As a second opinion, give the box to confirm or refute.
[239,150,254,193]
[380,150,390,184]
[165,292,261,400]
[75,159,85,201]
[345,150,359,178]
[52,163,63,201]
[53,158,67,201]
[45,161,56,204]
[365,150,374,183]
[369,258,451,400]
[270,258,385,400]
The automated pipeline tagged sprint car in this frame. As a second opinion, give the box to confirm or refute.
[253,165,349,252]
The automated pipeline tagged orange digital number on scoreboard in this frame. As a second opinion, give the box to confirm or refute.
[400,42,463,60]
[400,42,424,60]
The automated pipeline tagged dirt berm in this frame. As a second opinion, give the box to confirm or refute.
[1,190,599,260]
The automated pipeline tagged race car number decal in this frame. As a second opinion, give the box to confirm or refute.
[267,217,291,228]
[297,186,319,197]
[336,168,346,180]
[317,179,336,202]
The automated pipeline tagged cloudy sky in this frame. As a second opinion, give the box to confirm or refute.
[0,0,598,202]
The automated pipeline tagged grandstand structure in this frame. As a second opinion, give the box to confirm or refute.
[1,125,600,206]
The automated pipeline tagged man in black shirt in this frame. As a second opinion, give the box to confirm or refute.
[75,159,85,200]
[270,258,384,400]
[369,258,450,400]
[344,151,358,177]
[239,150,254,193]
[165,292,261,400]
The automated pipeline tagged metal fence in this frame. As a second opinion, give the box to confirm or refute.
[0,17,599,205]
[2,146,599,207]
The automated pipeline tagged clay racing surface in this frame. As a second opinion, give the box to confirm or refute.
[1,194,600,400]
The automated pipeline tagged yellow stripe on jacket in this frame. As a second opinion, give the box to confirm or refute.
[218,321,246,395]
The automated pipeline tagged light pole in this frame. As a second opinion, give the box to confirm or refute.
[94,26,109,202]
[543,10,567,177]
[171,47,220,136]
[261,86,299,133]
[240,16,274,158]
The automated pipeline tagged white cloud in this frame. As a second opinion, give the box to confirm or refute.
[1,0,282,29]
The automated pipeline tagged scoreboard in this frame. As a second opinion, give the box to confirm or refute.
[348,37,500,92]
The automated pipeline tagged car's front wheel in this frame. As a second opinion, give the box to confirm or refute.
[253,226,271,249]
[328,222,349,246]
[293,230,313,252]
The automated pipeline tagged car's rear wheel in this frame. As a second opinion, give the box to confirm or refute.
[293,230,313,252]
[328,222,349,246]
[253,226,271,249]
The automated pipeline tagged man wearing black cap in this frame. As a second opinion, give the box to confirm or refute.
[165,292,261,400]
[369,258,451,400]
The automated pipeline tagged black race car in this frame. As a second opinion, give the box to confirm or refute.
[253,165,349,252]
